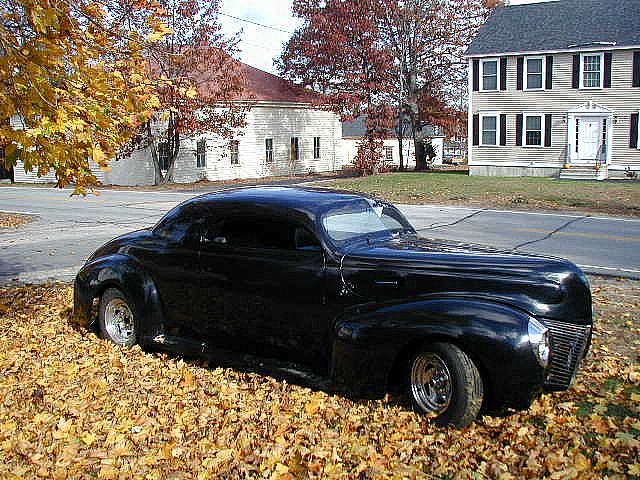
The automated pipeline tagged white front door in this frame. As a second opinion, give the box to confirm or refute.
[577,118,603,160]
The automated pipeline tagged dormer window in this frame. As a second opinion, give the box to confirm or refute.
[525,56,545,90]
[580,53,604,89]
[481,59,498,91]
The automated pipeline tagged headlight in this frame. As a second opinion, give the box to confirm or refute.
[528,318,550,368]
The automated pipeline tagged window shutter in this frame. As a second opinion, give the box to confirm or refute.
[544,114,552,147]
[516,57,524,90]
[500,58,507,90]
[472,59,479,91]
[545,56,553,89]
[473,114,480,146]
[515,114,523,146]
[631,113,639,148]
[572,54,580,88]
[604,52,612,88]
[633,52,640,87]
[500,114,507,145]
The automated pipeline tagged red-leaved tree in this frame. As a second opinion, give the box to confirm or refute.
[124,0,247,184]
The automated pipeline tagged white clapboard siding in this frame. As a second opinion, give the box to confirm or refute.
[470,49,640,175]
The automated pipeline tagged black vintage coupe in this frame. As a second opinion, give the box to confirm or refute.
[74,187,592,427]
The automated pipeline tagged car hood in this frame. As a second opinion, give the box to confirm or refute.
[340,235,592,323]
[85,229,153,264]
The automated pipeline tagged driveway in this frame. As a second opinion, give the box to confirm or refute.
[0,186,639,284]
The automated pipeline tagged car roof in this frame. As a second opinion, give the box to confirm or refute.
[187,186,374,215]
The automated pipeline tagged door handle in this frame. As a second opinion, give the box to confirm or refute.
[375,279,400,287]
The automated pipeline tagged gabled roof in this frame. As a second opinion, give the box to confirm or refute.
[234,62,323,104]
[466,0,640,57]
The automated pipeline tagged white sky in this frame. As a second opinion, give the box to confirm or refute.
[219,0,300,75]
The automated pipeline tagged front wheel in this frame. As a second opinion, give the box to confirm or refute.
[98,288,137,346]
[407,342,483,428]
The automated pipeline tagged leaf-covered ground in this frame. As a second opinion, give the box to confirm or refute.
[0,277,638,479]
[0,212,33,229]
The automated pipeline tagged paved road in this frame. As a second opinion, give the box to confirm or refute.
[0,186,639,284]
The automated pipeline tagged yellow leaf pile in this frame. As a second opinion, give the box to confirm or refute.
[0,276,638,479]
[0,212,33,229]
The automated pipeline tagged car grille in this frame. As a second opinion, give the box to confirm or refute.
[542,319,591,391]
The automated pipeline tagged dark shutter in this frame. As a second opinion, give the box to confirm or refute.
[545,56,553,89]
[515,114,523,146]
[633,51,640,87]
[604,52,612,88]
[500,57,507,90]
[572,54,580,88]
[516,57,524,90]
[500,114,507,145]
[544,114,552,147]
[472,59,479,92]
[473,114,480,146]
[631,113,639,148]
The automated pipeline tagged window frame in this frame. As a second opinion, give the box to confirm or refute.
[479,112,500,147]
[384,146,393,161]
[291,137,300,161]
[636,111,640,150]
[524,55,546,91]
[265,138,274,163]
[313,136,321,160]
[580,52,604,89]
[522,113,545,147]
[158,141,170,171]
[230,140,240,165]
[196,138,207,168]
[480,59,499,92]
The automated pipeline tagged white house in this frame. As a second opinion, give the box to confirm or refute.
[466,0,640,180]
[14,62,345,185]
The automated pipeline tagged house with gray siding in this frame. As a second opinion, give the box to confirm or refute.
[466,0,640,180]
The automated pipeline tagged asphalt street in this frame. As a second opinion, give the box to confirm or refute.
[0,185,639,284]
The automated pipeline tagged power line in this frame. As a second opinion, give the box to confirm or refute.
[218,11,294,34]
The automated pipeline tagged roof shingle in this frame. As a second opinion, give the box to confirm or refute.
[466,0,640,56]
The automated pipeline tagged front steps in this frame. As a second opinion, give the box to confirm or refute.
[559,165,608,181]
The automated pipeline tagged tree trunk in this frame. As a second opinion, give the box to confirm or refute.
[397,100,405,171]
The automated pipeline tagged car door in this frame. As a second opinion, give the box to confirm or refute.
[198,209,330,372]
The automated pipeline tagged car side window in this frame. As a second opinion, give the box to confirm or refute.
[214,215,320,252]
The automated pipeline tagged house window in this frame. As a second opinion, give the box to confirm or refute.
[230,140,239,165]
[313,137,321,159]
[290,137,300,161]
[158,141,170,171]
[196,139,206,168]
[480,113,499,146]
[525,56,544,90]
[481,59,498,91]
[265,138,273,162]
[385,146,393,161]
[581,53,603,89]
[523,114,544,146]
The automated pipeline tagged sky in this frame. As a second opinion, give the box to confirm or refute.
[219,0,300,75]
[217,0,552,75]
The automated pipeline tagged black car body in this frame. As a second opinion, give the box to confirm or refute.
[74,187,592,426]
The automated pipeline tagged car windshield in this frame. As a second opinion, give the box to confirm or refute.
[321,199,413,243]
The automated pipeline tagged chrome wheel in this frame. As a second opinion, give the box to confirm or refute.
[103,297,135,345]
[410,352,453,415]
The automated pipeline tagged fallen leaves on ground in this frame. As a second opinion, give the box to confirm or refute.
[0,277,638,479]
[0,213,33,229]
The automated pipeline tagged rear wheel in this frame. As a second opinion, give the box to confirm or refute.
[99,288,137,346]
[407,342,483,428]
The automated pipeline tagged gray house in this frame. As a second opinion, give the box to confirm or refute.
[466,0,640,180]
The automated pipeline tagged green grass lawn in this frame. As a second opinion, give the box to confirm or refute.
[323,172,640,216]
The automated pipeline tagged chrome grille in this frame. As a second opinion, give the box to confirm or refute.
[542,319,591,391]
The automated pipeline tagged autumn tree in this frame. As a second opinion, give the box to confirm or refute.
[380,0,489,170]
[0,0,164,193]
[278,0,396,175]
[124,0,247,185]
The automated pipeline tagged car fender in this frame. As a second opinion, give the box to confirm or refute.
[330,297,545,406]
[74,254,165,342]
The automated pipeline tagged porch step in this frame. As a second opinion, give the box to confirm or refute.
[559,166,608,181]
